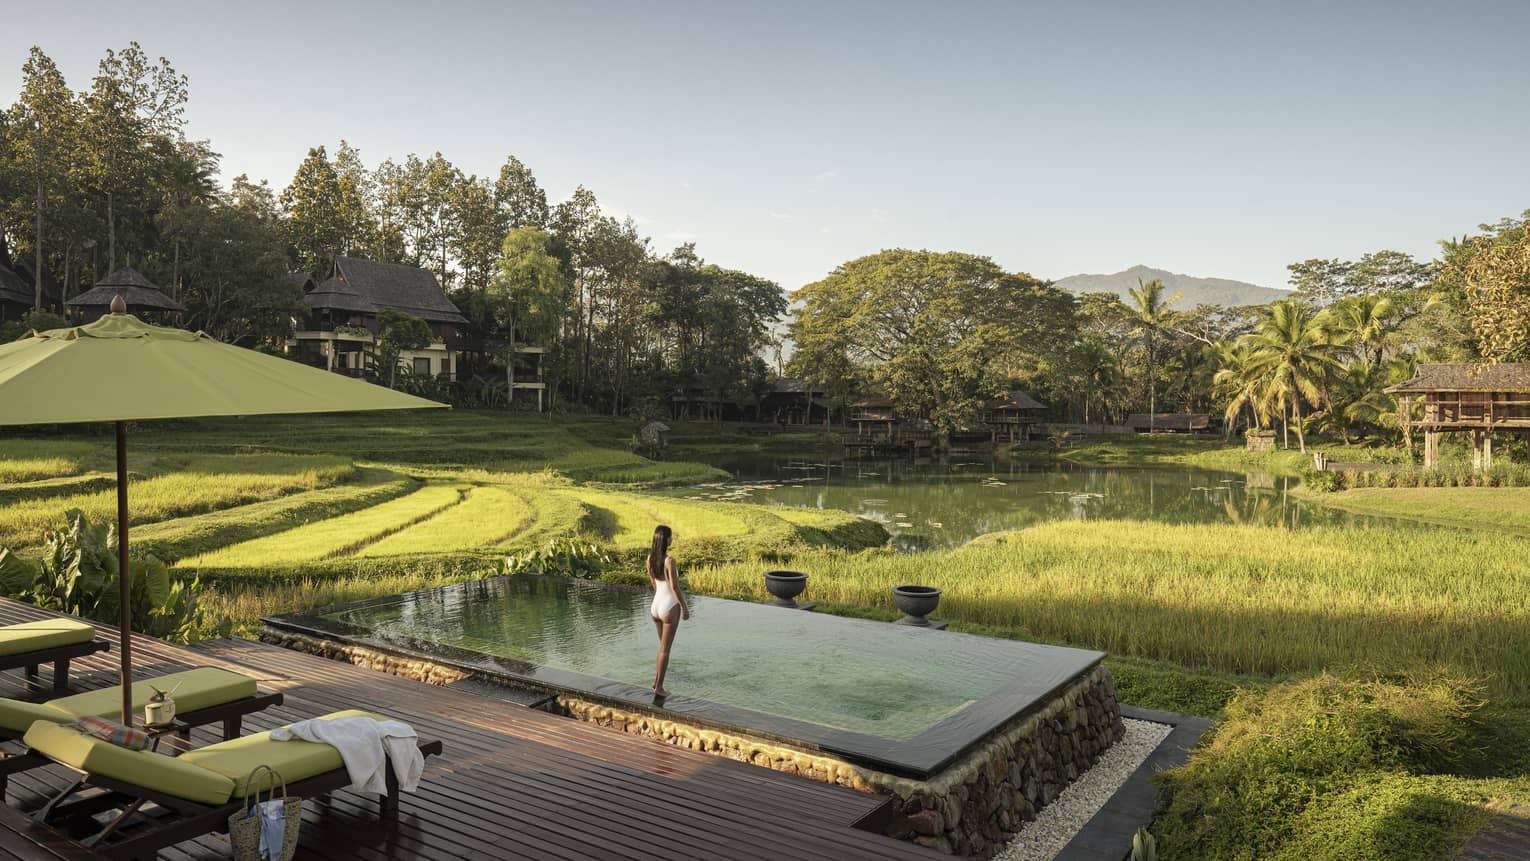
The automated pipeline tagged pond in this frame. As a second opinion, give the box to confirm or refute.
[669,451,1384,549]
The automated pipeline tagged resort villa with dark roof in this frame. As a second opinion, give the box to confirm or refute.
[0,265,38,322]
[289,256,467,381]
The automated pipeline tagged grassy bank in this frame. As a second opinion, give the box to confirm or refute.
[1293,485,1530,534]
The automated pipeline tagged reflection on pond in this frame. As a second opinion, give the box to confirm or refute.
[667,452,1391,549]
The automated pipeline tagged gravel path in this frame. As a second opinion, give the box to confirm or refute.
[995,718,1173,861]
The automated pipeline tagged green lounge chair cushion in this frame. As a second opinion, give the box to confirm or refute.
[0,667,261,734]
[182,709,380,797]
[49,667,258,720]
[0,619,94,657]
[0,698,73,733]
[23,720,235,806]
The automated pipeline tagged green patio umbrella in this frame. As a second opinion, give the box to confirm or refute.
[0,298,446,721]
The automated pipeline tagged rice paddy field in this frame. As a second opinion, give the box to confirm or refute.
[3,412,1529,857]
[0,413,881,628]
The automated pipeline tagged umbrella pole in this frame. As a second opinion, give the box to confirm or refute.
[115,421,132,723]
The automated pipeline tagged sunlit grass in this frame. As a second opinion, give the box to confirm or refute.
[690,519,1530,703]
[358,486,532,555]
[0,453,354,548]
[133,468,416,562]
[182,483,465,567]
[0,438,101,483]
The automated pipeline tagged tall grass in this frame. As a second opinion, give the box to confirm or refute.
[690,519,1530,703]
[182,483,464,567]
[0,453,354,548]
[0,438,101,483]
[358,487,532,555]
[133,468,416,561]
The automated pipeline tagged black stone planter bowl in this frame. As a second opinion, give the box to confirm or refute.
[763,570,810,609]
[892,584,942,626]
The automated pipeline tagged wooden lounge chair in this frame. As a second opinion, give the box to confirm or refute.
[24,708,442,860]
[0,667,284,795]
[0,620,110,694]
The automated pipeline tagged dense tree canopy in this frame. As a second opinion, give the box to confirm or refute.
[790,250,1074,436]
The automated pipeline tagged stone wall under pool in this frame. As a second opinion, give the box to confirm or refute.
[263,628,1125,858]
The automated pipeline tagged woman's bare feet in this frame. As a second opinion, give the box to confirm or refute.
[653,686,670,698]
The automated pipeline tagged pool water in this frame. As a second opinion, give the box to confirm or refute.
[285,575,1103,776]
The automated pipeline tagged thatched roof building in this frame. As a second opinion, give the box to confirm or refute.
[0,266,33,321]
[66,267,185,318]
[1385,363,1530,393]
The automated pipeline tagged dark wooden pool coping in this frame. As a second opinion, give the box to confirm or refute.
[263,573,1107,780]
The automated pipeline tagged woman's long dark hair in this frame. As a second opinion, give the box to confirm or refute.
[647,525,672,582]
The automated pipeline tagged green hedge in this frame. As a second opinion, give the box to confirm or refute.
[1153,672,1491,860]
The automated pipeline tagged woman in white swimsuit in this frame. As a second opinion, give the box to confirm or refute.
[646,524,690,697]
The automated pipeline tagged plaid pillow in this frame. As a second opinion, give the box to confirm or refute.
[68,716,151,751]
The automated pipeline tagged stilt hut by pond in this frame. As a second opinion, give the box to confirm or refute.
[1385,363,1530,469]
[849,396,898,440]
[979,390,1046,442]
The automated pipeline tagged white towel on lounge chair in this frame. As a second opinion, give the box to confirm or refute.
[270,717,423,795]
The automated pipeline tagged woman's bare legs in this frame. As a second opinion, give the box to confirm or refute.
[653,607,681,696]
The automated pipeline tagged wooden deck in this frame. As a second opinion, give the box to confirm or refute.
[0,599,938,860]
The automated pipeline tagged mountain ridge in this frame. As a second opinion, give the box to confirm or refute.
[1053,264,1289,309]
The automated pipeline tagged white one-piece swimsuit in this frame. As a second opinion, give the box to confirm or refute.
[650,556,680,619]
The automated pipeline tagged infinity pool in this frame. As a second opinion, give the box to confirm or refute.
[267,575,1104,777]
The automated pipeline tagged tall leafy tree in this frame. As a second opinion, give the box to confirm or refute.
[486,226,565,403]
[1287,258,1354,305]
[279,146,347,275]
[792,249,1071,439]
[81,42,187,271]
[1438,213,1530,362]
[6,48,75,310]
[495,155,549,229]
[450,176,502,295]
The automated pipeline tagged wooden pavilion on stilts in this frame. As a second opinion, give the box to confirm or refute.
[1385,363,1530,469]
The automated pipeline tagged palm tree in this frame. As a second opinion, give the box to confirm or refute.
[1127,278,1182,433]
[1211,341,1272,439]
[1327,294,1397,371]
[1243,300,1341,452]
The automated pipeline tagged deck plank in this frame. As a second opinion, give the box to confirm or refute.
[0,599,933,860]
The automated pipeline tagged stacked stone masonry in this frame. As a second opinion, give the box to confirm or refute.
[264,628,1124,857]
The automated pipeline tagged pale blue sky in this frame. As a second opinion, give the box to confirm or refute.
[6,0,1528,292]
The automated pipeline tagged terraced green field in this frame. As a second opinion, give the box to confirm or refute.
[0,413,885,632]
[359,486,533,556]
[184,483,468,567]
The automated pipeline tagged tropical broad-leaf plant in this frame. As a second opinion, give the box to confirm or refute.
[0,510,221,643]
